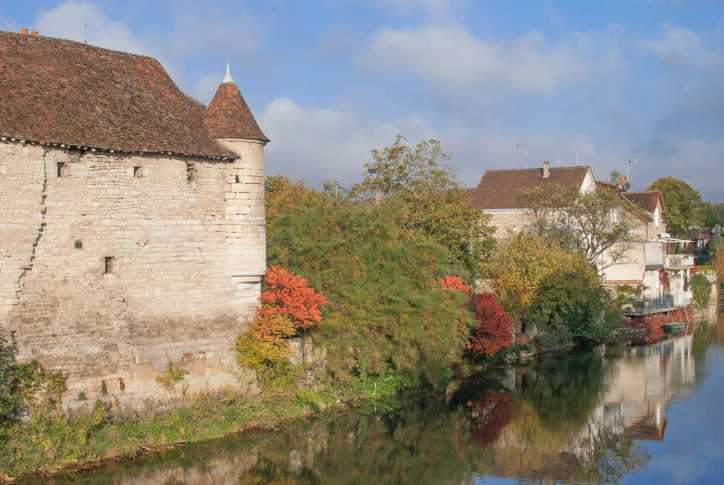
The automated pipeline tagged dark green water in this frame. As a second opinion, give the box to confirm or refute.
[20,312,724,484]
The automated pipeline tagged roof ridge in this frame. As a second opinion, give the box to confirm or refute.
[0,30,155,61]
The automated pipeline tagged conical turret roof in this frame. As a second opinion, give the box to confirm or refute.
[205,72,269,143]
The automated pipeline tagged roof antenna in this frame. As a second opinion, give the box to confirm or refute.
[626,159,637,180]
[84,17,87,44]
[515,144,541,169]
[575,149,580,166]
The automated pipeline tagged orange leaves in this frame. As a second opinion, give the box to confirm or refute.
[259,265,329,332]
[435,276,471,293]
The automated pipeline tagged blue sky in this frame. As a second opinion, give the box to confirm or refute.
[2,0,723,201]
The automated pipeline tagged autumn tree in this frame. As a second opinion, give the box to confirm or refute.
[647,176,705,237]
[517,184,640,272]
[354,135,495,279]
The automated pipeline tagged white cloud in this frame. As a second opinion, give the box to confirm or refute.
[641,24,716,67]
[356,25,593,95]
[35,1,151,56]
[259,97,440,186]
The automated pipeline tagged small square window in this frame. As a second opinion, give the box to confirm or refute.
[133,166,141,177]
[57,162,67,177]
[103,256,115,274]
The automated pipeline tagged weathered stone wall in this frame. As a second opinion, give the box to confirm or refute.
[0,139,265,400]
[485,210,532,237]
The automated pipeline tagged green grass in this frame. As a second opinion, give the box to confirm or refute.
[0,371,422,481]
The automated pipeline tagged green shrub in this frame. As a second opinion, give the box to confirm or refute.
[688,273,713,308]
[266,186,475,384]
[529,255,618,344]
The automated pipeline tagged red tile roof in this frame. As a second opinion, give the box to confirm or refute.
[0,31,235,158]
[621,191,666,213]
[206,83,269,142]
[468,166,591,210]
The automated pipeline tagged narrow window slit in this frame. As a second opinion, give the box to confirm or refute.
[103,256,115,274]
[57,162,66,177]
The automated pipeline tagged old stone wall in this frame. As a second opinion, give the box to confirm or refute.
[486,210,532,237]
[0,139,265,400]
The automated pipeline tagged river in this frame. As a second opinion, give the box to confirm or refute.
[20,311,724,484]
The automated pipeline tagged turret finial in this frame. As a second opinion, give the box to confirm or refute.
[222,62,234,84]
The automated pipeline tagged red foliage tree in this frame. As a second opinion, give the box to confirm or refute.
[435,276,471,292]
[259,265,329,332]
[468,293,514,358]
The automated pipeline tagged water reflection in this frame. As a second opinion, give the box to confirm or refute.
[26,313,724,485]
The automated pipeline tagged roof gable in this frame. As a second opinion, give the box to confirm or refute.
[621,191,666,213]
[0,31,234,158]
[468,166,592,210]
[205,83,269,142]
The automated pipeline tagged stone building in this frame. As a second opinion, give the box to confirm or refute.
[0,30,268,399]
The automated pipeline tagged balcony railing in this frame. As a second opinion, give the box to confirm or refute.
[665,254,694,268]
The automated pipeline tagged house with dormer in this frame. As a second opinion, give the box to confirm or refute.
[0,29,268,400]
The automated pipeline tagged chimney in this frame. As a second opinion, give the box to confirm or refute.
[542,160,549,179]
[21,28,28,34]
[31,31,38,36]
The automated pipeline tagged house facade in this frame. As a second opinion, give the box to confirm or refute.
[468,161,596,236]
[0,30,267,400]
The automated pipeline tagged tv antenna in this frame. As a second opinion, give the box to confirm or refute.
[575,149,580,166]
[626,159,637,179]
[516,144,541,169]
[84,17,88,44]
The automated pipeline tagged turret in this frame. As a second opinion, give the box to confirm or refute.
[206,64,268,299]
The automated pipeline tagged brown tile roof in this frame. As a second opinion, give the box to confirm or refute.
[621,191,666,213]
[206,83,269,142]
[0,31,235,158]
[468,166,591,210]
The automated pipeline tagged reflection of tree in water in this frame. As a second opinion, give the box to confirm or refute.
[526,349,605,427]
[467,391,514,449]
[37,347,674,485]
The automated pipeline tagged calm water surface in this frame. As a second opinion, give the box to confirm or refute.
[23,312,724,484]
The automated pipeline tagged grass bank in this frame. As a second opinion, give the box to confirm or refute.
[1,370,425,482]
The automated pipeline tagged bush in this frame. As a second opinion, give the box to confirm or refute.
[434,276,471,292]
[688,274,713,308]
[0,328,20,422]
[259,265,328,332]
[266,183,475,383]
[236,313,296,368]
[468,293,514,358]
[529,254,618,344]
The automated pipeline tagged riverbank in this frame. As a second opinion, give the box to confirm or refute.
[0,322,641,483]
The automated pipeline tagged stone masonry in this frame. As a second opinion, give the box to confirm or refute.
[0,30,268,401]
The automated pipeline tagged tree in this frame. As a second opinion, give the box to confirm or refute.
[647,176,705,236]
[609,169,622,184]
[468,293,514,358]
[711,203,724,225]
[518,184,640,272]
[354,135,495,279]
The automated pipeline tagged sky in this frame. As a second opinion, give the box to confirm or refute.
[2,0,723,202]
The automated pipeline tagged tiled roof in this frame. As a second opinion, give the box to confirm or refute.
[206,83,269,142]
[0,31,235,158]
[468,166,591,210]
[621,191,666,213]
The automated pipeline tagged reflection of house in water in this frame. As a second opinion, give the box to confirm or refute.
[574,336,695,459]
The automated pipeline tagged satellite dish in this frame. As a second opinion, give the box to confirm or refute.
[622,182,631,192]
